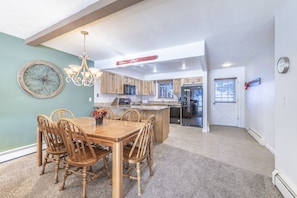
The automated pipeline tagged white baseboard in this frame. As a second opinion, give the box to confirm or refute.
[0,142,46,163]
[265,143,275,155]
[272,170,297,198]
[247,127,266,146]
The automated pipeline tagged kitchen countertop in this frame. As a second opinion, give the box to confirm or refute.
[94,103,181,110]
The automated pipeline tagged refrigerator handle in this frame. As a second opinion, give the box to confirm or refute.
[187,91,190,113]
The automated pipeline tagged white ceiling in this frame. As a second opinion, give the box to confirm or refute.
[0,0,286,75]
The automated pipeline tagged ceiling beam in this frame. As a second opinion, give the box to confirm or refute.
[25,0,143,46]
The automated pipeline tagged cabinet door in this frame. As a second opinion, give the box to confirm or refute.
[107,72,116,93]
[149,81,155,95]
[100,72,108,94]
[173,78,182,94]
[115,74,123,94]
[182,77,203,85]
[135,79,143,95]
[123,76,135,85]
[142,81,149,95]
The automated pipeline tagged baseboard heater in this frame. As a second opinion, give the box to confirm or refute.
[247,128,265,146]
[273,170,297,198]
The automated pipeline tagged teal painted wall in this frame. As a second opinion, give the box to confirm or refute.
[0,32,94,152]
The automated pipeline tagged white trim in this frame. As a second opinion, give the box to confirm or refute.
[0,142,46,163]
[272,170,297,198]
[265,143,275,155]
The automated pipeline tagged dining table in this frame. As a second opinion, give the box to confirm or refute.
[36,117,144,198]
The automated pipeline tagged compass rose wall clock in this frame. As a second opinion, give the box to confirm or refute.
[17,60,64,99]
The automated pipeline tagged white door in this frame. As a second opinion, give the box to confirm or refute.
[211,78,239,126]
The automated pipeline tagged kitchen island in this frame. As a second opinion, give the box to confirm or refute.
[95,104,170,143]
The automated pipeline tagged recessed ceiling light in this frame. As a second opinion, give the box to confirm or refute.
[222,62,233,67]
[182,61,186,70]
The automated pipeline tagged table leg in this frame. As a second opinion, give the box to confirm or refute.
[112,141,123,198]
[36,127,42,166]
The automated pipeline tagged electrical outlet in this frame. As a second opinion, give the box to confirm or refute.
[89,97,92,102]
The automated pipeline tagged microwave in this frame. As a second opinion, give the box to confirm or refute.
[123,84,136,95]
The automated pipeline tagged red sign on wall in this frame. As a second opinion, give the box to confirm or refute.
[116,55,158,66]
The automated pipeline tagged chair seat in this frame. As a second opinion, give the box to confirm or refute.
[123,146,147,163]
[47,142,67,154]
[67,146,109,167]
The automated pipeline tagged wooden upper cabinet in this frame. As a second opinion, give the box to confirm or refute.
[134,79,143,95]
[100,72,108,94]
[102,77,155,96]
[142,80,155,95]
[107,72,116,94]
[100,71,123,94]
[173,78,182,94]
[115,74,123,94]
[182,77,203,85]
[123,76,135,85]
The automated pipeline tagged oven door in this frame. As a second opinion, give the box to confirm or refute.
[169,105,181,124]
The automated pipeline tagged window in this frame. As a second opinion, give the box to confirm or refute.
[214,78,236,102]
[158,80,173,98]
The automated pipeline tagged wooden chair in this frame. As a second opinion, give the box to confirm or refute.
[123,115,155,196]
[37,114,67,184]
[50,108,75,121]
[57,118,110,198]
[120,109,141,122]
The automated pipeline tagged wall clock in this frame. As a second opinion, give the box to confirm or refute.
[17,60,64,99]
[277,57,290,74]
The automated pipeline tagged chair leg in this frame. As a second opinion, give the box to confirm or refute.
[82,167,87,198]
[103,156,111,179]
[59,163,70,191]
[147,156,154,176]
[54,155,60,184]
[40,152,49,175]
[136,162,141,196]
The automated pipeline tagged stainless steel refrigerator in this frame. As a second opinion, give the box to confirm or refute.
[181,85,203,127]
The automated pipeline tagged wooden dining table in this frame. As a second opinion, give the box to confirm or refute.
[36,117,144,198]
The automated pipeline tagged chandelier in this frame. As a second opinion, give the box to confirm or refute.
[64,31,102,86]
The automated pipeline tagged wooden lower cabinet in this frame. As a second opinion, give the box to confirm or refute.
[108,107,169,143]
[139,108,169,143]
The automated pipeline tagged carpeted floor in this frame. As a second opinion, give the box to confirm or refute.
[0,143,282,198]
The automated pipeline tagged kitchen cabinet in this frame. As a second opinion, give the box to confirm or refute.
[134,79,143,95]
[142,80,155,95]
[123,76,135,85]
[173,78,182,94]
[115,74,123,94]
[100,71,123,94]
[105,105,169,143]
[182,77,202,84]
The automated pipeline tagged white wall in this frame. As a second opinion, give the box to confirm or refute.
[274,0,297,192]
[245,43,275,153]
